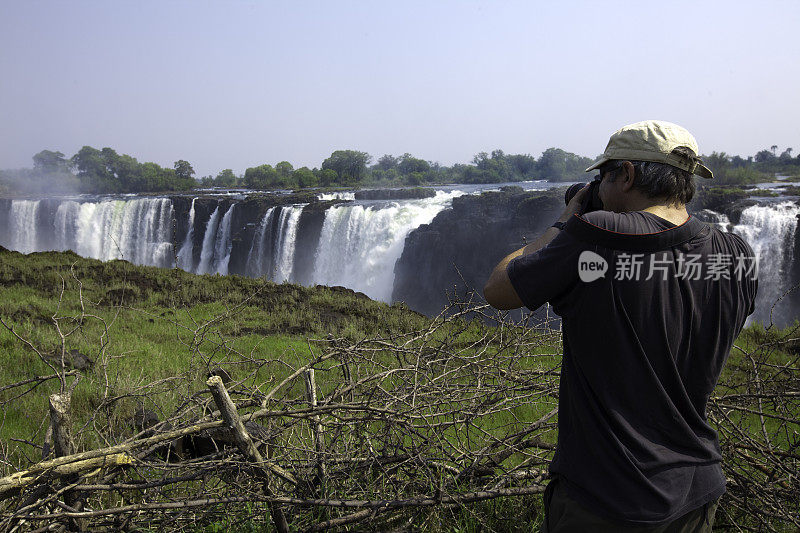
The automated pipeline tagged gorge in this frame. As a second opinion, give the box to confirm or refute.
[1,184,797,326]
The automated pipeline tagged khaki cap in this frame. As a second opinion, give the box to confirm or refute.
[585,120,713,179]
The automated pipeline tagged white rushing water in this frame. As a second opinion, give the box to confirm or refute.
[729,201,800,324]
[312,190,464,300]
[50,198,174,266]
[273,205,305,283]
[193,203,238,275]
[197,206,221,274]
[697,209,731,232]
[176,198,197,270]
[9,200,41,254]
[246,207,277,277]
[317,191,356,201]
[211,205,235,275]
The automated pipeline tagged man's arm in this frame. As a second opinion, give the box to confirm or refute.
[483,185,589,310]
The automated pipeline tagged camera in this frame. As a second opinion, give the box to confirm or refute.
[564,176,604,214]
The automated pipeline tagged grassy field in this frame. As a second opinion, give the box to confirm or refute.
[0,246,439,455]
[0,247,796,531]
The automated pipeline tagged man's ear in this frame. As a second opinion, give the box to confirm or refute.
[620,161,636,192]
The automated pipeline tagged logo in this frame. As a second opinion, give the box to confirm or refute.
[578,251,608,282]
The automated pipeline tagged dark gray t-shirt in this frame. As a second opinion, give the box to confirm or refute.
[507,210,757,525]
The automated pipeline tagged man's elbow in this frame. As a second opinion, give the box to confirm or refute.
[483,278,523,310]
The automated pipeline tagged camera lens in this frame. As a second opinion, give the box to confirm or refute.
[564,183,586,205]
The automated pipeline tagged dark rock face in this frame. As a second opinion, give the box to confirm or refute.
[35,199,61,251]
[392,187,565,316]
[170,196,194,249]
[688,187,757,224]
[292,201,337,285]
[391,185,800,318]
[354,188,436,200]
[193,199,232,270]
[228,202,266,276]
[169,194,322,275]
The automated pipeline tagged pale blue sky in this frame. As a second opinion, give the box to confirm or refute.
[1,1,798,177]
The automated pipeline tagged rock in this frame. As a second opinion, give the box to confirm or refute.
[44,349,94,371]
[131,407,161,433]
[354,188,436,200]
[392,188,564,317]
[181,421,272,458]
[689,186,751,215]
[319,285,371,301]
[292,203,334,285]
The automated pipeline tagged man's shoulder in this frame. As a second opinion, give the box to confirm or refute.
[578,210,625,231]
[573,210,670,234]
[709,225,755,254]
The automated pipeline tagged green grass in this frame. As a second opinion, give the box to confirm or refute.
[0,247,434,462]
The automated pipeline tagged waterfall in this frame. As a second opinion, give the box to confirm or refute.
[273,205,305,283]
[729,201,800,326]
[4,191,798,322]
[246,207,276,277]
[9,200,41,254]
[197,206,221,274]
[195,204,236,275]
[312,191,463,300]
[67,199,173,265]
[177,197,197,270]
[318,192,355,201]
[54,201,79,252]
[695,209,731,232]
[8,198,173,266]
[212,205,235,275]
[124,198,173,266]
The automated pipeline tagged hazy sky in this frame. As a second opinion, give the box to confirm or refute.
[1,1,798,177]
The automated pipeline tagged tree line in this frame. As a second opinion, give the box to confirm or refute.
[0,146,593,194]
[221,148,596,189]
[205,146,800,189]
[2,144,799,194]
[0,147,196,195]
[704,146,800,184]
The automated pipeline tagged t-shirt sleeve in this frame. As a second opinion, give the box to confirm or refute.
[506,229,581,312]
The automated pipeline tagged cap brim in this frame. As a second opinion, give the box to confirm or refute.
[694,163,713,179]
[585,157,609,173]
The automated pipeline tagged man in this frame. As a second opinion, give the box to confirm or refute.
[484,120,757,532]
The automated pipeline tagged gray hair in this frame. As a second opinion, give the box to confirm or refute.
[608,147,697,205]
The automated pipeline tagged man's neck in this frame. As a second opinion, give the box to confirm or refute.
[617,192,689,225]
[640,204,689,225]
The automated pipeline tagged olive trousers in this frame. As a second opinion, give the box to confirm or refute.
[541,479,719,533]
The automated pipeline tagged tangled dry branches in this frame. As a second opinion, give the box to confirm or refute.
[0,278,797,532]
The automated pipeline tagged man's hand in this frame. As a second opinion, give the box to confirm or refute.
[483,184,590,310]
[559,183,591,222]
